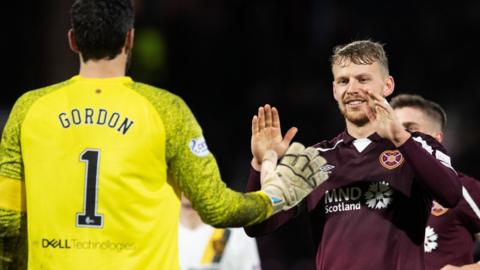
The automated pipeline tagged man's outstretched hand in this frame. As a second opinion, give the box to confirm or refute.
[251,104,297,170]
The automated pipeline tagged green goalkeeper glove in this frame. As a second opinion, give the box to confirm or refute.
[260,142,329,214]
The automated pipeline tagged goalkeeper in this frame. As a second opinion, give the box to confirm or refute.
[0,0,329,269]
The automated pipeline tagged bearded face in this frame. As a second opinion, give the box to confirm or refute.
[337,91,370,127]
[332,61,393,127]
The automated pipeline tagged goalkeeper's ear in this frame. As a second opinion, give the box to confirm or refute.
[260,150,278,181]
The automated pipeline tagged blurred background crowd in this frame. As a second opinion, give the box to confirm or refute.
[5,0,480,183]
[2,1,480,268]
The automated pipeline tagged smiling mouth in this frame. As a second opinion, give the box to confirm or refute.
[344,99,367,109]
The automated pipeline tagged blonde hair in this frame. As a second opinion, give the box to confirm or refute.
[330,40,389,75]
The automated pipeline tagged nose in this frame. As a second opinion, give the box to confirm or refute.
[345,79,360,95]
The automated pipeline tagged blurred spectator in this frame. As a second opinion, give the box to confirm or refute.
[179,194,261,270]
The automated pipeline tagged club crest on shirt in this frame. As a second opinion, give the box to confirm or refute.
[189,136,210,157]
[430,200,448,216]
[379,150,404,170]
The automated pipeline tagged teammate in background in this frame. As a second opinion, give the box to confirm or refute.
[0,0,328,269]
[391,94,480,270]
[179,194,261,270]
[244,40,462,270]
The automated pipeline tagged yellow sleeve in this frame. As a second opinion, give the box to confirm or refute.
[0,92,31,269]
[0,93,30,181]
[0,209,27,270]
[165,96,271,227]
[133,84,272,227]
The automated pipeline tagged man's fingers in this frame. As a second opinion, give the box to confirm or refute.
[368,90,392,110]
[280,142,305,168]
[364,104,376,123]
[272,106,280,128]
[252,115,259,135]
[311,171,329,187]
[265,104,273,127]
[308,155,327,175]
[284,142,305,155]
[366,90,385,103]
[282,127,298,146]
[293,146,318,171]
[258,107,265,129]
[374,101,390,118]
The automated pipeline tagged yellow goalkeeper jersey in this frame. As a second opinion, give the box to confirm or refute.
[0,75,270,270]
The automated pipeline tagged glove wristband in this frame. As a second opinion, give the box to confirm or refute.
[260,189,286,215]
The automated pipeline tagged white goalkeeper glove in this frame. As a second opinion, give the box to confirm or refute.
[260,142,329,214]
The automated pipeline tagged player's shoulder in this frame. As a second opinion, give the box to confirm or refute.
[10,80,72,115]
[313,132,345,152]
[130,82,187,108]
[19,80,71,102]
[130,82,179,100]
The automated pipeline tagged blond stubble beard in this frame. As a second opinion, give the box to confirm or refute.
[339,105,370,127]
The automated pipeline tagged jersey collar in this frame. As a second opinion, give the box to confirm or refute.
[340,130,383,144]
[70,75,133,84]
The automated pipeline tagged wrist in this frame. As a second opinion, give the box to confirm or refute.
[258,189,286,216]
[251,158,262,171]
[392,129,411,147]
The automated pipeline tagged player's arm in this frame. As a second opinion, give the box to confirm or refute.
[0,177,27,269]
[397,133,461,207]
[244,167,298,237]
[164,96,327,227]
[458,175,480,237]
[366,90,461,207]
[0,93,30,269]
[163,96,273,227]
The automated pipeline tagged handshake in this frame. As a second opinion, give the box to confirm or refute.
[260,142,329,215]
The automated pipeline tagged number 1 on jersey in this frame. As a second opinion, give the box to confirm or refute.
[76,149,104,228]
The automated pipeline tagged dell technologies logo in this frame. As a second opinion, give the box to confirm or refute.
[42,238,72,249]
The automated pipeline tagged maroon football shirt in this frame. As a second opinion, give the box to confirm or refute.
[245,131,461,270]
[424,173,480,270]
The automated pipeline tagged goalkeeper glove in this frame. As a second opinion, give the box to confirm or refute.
[260,142,329,214]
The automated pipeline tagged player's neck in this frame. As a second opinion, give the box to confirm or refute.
[78,54,127,78]
[346,120,376,139]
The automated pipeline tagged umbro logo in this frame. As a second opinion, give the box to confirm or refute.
[320,164,335,174]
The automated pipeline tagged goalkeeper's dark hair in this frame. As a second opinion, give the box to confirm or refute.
[390,94,447,132]
[330,40,389,76]
[70,0,134,62]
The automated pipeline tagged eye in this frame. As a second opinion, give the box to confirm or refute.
[359,77,370,83]
[337,78,348,85]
